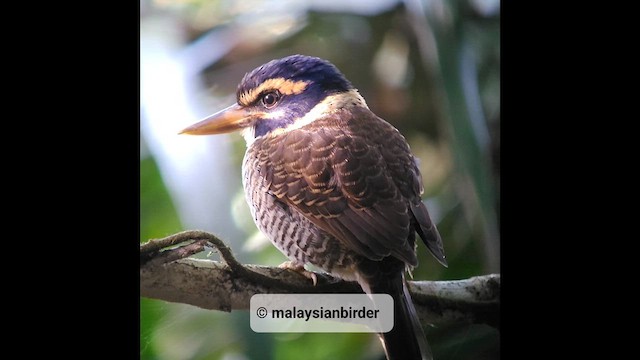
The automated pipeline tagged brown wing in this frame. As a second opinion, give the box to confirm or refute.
[256,106,443,266]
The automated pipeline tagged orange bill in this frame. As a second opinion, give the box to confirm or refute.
[180,104,263,135]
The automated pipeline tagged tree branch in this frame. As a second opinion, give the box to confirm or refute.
[140,230,500,328]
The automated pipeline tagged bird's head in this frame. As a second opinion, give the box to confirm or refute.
[180,54,368,144]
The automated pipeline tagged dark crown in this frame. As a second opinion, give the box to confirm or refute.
[236,54,353,105]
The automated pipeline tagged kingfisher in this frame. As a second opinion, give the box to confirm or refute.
[181,54,447,360]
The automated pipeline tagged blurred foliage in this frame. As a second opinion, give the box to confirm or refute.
[141,0,500,359]
[139,152,182,240]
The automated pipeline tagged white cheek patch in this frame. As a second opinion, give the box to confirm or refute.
[242,126,256,146]
[261,109,287,120]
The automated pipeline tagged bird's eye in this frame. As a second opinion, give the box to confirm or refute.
[261,91,280,109]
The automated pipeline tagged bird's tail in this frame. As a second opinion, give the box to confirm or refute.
[369,271,432,360]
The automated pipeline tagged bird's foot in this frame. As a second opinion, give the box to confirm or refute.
[278,260,318,286]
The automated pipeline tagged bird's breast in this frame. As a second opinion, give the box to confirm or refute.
[242,138,358,274]
[240,106,424,271]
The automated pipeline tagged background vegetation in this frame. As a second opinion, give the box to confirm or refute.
[140,0,500,359]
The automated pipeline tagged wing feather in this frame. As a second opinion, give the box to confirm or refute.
[255,106,443,266]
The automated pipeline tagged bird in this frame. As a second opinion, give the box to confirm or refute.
[180,54,447,360]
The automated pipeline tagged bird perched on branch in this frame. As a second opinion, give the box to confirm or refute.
[181,54,447,360]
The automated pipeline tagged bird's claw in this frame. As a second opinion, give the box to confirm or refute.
[278,261,318,286]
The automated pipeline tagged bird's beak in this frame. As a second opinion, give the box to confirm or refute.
[179,104,261,135]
